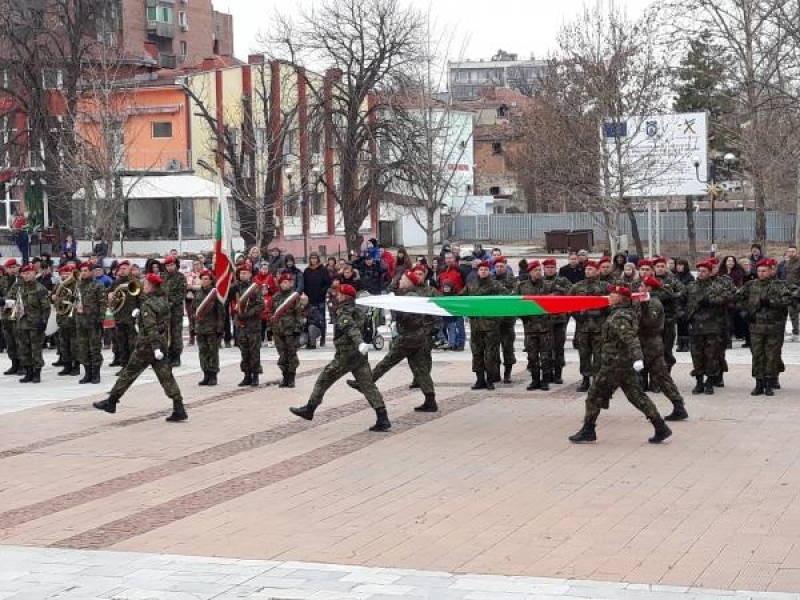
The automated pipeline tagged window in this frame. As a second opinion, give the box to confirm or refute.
[255,127,268,154]
[42,69,63,90]
[492,141,503,155]
[496,105,509,118]
[0,69,9,90]
[0,115,16,168]
[159,5,173,22]
[178,11,188,29]
[311,189,324,216]
[179,41,188,60]
[0,183,20,229]
[147,5,157,20]
[489,186,500,196]
[152,121,173,138]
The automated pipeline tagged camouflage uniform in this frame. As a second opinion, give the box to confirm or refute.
[307,299,385,410]
[493,271,517,382]
[0,273,19,370]
[270,289,305,384]
[14,278,51,371]
[110,275,140,366]
[233,281,265,380]
[785,256,800,336]
[108,290,183,403]
[654,273,685,371]
[163,270,186,363]
[712,274,735,385]
[75,277,106,377]
[192,286,224,377]
[54,281,79,374]
[461,275,508,387]
[516,275,555,389]
[544,272,572,383]
[686,276,732,392]
[570,276,609,388]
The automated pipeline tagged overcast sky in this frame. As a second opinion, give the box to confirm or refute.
[221,0,655,63]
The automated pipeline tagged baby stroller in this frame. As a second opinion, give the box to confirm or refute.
[356,291,385,350]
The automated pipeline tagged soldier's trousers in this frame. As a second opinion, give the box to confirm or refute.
[197,333,220,373]
[309,352,384,410]
[552,320,568,368]
[750,326,783,378]
[524,329,553,376]
[114,321,138,365]
[575,329,603,377]
[110,347,182,402]
[2,320,17,362]
[642,338,683,404]
[372,339,434,395]
[584,366,660,424]
[17,327,44,369]
[238,324,261,373]
[168,307,184,360]
[496,320,516,367]
[274,332,299,373]
[690,332,722,377]
[662,319,677,369]
[58,321,78,364]
[790,305,799,335]
[470,330,500,380]
[76,321,103,368]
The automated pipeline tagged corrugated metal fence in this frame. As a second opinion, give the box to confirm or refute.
[453,211,796,243]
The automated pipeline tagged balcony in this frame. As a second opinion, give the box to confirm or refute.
[147,20,175,38]
[159,52,177,69]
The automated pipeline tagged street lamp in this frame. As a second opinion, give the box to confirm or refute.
[692,154,723,257]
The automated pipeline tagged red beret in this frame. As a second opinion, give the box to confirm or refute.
[117,260,131,267]
[757,258,777,268]
[412,263,427,272]
[78,261,92,270]
[638,259,653,268]
[146,273,163,285]
[653,256,667,265]
[585,260,599,269]
[403,269,422,286]
[708,257,720,265]
[20,264,36,273]
[527,260,541,272]
[338,284,357,298]
[696,260,713,270]
[598,257,611,265]
[163,256,177,265]
[478,261,490,269]
[493,256,507,264]
[199,269,213,278]
[4,258,17,267]
[642,275,662,289]
[278,273,293,283]
[608,284,631,296]
[543,258,557,267]
[235,265,251,275]
[58,264,76,274]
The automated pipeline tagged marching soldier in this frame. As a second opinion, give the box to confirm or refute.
[109,260,139,373]
[1,258,22,375]
[710,257,733,387]
[289,283,391,432]
[738,258,791,396]
[75,262,106,384]
[570,260,609,391]
[492,257,517,383]
[638,276,688,420]
[569,284,672,444]
[597,256,616,283]
[653,256,685,377]
[270,273,308,388]
[93,273,188,422]
[54,264,80,376]
[543,257,571,384]
[193,269,224,386]
[232,266,265,387]
[346,270,440,412]
[13,264,51,383]
[516,261,555,391]
[162,256,186,367]
[461,260,508,390]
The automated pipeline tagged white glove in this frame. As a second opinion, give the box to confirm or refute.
[358,342,370,355]
[633,360,644,372]
[154,349,164,361]
[131,308,140,318]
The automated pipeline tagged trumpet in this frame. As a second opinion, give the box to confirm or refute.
[108,279,142,314]
[53,272,77,316]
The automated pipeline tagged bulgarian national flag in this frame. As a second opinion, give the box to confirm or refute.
[213,183,233,303]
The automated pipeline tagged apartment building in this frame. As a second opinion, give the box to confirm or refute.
[448,50,547,101]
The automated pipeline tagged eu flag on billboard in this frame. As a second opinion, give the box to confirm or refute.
[603,121,628,138]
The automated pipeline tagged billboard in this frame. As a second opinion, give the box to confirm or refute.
[602,112,708,198]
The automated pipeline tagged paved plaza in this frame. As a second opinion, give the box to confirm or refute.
[1,335,800,598]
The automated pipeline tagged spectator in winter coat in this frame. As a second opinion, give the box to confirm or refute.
[559,253,585,284]
[356,254,387,295]
[303,252,332,347]
[381,247,396,280]
[364,237,382,262]
[267,247,285,275]
[280,254,304,293]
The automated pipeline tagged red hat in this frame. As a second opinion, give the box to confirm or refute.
[478,261,490,269]
[235,265,251,275]
[117,260,131,267]
[696,260,713,271]
[338,284,357,298]
[598,257,611,265]
[527,260,541,272]
[585,260,599,270]
[78,261,92,270]
[757,258,777,268]
[278,273,293,283]
[642,275,662,289]
[493,256,507,264]
[20,264,35,273]
[199,269,213,279]
[709,257,720,265]
[543,258,557,267]
[608,284,631,296]
[653,256,667,265]
[164,256,177,265]
[146,273,163,286]
[3,258,17,267]
[403,269,422,286]
[58,264,76,274]
[412,263,427,272]
[638,259,653,268]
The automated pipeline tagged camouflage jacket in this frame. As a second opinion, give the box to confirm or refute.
[785,256,800,286]
[333,300,365,357]
[638,295,665,340]
[270,289,305,335]
[570,277,610,333]
[233,281,265,329]
[136,291,169,352]
[685,276,730,335]
[654,274,685,322]
[736,276,792,332]
[110,275,140,323]
[460,275,508,333]
[0,274,18,322]
[75,278,106,326]
[600,304,643,370]
[163,271,187,310]
[192,285,224,335]
[543,274,572,324]
[14,279,51,331]
[516,277,555,333]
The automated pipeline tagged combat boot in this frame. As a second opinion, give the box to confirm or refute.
[19,367,34,383]
[715,374,725,388]
[648,417,673,443]
[369,407,391,432]
[170,357,181,368]
[3,360,20,376]
[346,378,361,392]
[414,393,438,412]
[198,371,210,386]
[486,372,495,390]
[664,401,689,421]
[751,379,764,396]
[165,398,188,422]
[553,366,563,385]
[526,371,540,391]
[569,421,597,443]
[576,376,591,392]
[764,379,775,397]
[69,362,81,375]
[92,398,118,413]
[57,361,73,376]
[206,372,217,386]
[471,372,487,390]
[237,372,252,387]
[692,376,705,394]
[539,372,551,391]
[278,369,289,388]
[79,365,92,384]
[704,378,715,395]
[31,368,41,383]
[91,367,101,384]
[287,372,296,388]
[503,364,513,384]
[250,372,259,387]
[108,354,121,367]
[773,375,781,390]
[290,403,316,421]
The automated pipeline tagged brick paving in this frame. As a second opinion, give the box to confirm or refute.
[2,344,800,595]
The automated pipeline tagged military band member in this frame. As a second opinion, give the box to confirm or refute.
[13,264,51,383]
[94,273,188,422]
[193,269,224,386]
[162,255,186,367]
[233,266,265,387]
[570,260,609,391]
[75,262,106,384]
[1,258,22,375]
[597,256,616,283]
[290,284,391,432]
[109,260,139,373]
[543,257,571,384]
[653,256,684,375]
[270,273,308,388]
[54,264,80,376]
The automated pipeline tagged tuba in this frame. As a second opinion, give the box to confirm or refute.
[54,271,77,316]
[10,287,24,320]
[108,279,142,314]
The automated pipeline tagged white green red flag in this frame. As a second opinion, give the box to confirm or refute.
[213,184,232,303]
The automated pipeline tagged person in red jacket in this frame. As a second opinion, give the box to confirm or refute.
[438,251,465,350]
[380,246,396,281]
[254,262,278,345]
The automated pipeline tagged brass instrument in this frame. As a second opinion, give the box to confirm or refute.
[235,282,258,314]
[10,287,24,320]
[54,272,77,316]
[108,279,142,314]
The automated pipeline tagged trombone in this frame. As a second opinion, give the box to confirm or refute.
[108,279,142,314]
